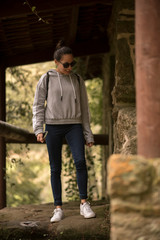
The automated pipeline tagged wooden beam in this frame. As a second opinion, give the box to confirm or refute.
[0,120,33,142]
[1,48,53,68]
[0,66,6,209]
[6,134,108,145]
[67,6,79,45]
[0,121,108,145]
[0,0,112,19]
[1,39,109,67]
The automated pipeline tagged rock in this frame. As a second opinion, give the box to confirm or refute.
[114,107,137,154]
[111,212,160,240]
[108,155,154,199]
[117,21,135,33]
[108,155,160,240]
[115,38,134,85]
[112,85,135,104]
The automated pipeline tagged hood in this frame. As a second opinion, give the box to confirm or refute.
[46,69,77,102]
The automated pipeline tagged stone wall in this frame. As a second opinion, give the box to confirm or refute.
[110,0,136,154]
[108,154,160,240]
[105,1,160,240]
[114,107,136,154]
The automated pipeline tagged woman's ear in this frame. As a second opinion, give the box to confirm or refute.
[54,59,58,67]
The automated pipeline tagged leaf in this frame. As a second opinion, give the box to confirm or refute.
[32,6,36,12]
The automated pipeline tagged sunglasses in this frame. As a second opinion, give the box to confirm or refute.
[59,60,76,68]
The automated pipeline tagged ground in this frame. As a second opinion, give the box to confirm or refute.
[0,200,110,240]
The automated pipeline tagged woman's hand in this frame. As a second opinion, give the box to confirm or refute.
[37,133,45,143]
[86,142,94,147]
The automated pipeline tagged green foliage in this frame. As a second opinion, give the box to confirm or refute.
[32,6,36,12]
[6,67,34,129]
[86,78,103,129]
[85,148,97,200]
[6,144,44,207]
[63,145,100,202]
[23,1,49,24]
[6,66,48,206]
[63,146,79,201]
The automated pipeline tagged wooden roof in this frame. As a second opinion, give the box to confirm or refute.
[0,0,112,67]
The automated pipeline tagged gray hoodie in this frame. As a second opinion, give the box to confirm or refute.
[32,69,94,143]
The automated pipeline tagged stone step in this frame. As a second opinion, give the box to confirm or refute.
[0,200,110,240]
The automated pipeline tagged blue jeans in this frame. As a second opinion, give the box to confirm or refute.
[45,124,88,206]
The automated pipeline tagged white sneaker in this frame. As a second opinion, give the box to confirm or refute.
[80,202,96,219]
[50,208,64,223]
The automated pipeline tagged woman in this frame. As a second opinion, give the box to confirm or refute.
[32,40,96,222]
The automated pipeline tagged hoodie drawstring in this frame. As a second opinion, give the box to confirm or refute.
[57,72,77,102]
[57,72,63,101]
[69,75,77,102]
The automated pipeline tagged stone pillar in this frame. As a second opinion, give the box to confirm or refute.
[0,65,6,209]
[136,0,160,158]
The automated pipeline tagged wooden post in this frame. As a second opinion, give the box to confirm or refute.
[0,65,6,209]
[136,0,160,158]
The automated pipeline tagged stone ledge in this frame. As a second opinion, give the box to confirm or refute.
[112,85,135,104]
[0,200,110,240]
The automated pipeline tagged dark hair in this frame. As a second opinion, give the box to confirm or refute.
[53,40,73,61]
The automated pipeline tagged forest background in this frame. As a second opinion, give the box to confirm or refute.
[6,59,104,207]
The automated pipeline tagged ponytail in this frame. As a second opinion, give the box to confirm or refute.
[53,40,73,61]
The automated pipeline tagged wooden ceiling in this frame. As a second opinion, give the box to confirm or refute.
[0,0,113,67]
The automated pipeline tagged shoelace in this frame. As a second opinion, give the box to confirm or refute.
[53,209,61,215]
[83,203,92,212]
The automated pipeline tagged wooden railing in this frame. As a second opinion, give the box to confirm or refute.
[0,120,108,145]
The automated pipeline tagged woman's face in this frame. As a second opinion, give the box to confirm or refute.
[55,54,74,75]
